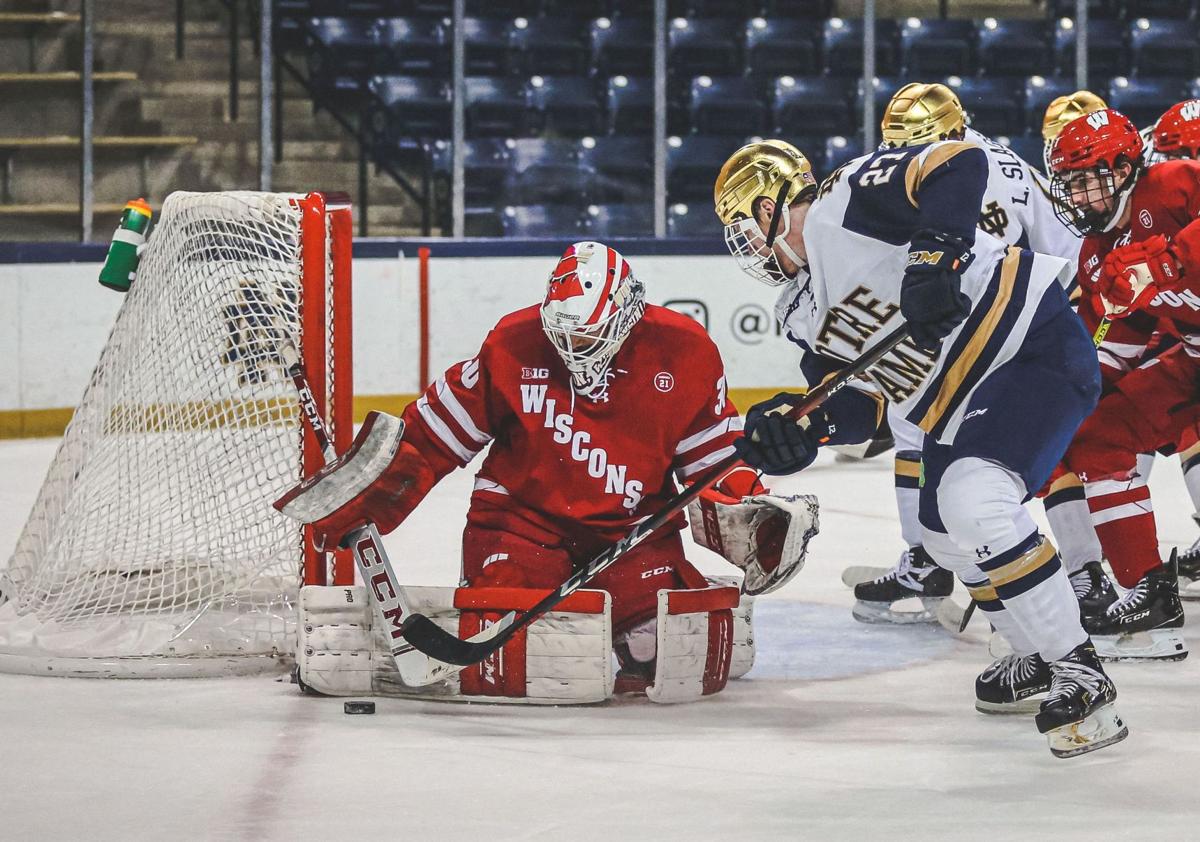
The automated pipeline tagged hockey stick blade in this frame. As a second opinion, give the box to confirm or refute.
[399,323,913,667]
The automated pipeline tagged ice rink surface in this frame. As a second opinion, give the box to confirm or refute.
[2,436,1199,841]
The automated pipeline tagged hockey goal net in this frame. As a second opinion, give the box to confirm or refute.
[0,191,353,677]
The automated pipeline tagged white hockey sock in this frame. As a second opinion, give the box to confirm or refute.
[1044,493,1102,574]
[997,563,1086,662]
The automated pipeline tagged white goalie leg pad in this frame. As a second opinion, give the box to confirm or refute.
[298,585,614,704]
[646,584,742,704]
[706,574,755,680]
[687,492,820,595]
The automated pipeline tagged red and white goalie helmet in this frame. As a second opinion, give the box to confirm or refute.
[541,241,645,401]
[1153,99,1200,161]
[1047,107,1144,236]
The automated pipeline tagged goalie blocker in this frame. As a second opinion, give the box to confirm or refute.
[298,580,755,704]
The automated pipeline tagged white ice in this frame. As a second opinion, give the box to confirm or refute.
[2,436,1199,841]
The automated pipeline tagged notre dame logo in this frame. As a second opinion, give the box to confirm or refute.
[979,201,1009,239]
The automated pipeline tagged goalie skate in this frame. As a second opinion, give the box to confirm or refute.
[851,547,953,625]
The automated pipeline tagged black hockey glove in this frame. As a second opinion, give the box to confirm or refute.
[734,392,836,476]
[900,229,974,351]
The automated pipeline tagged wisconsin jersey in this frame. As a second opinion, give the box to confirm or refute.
[399,304,743,547]
[964,127,1081,274]
[776,140,1075,444]
[1076,160,1200,379]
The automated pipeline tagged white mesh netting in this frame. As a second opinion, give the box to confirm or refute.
[0,191,331,677]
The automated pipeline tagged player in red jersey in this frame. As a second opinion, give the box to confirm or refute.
[1048,108,1198,659]
[276,241,810,701]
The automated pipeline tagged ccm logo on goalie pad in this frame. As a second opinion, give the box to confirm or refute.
[641,564,674,579]
[352,532,406,641]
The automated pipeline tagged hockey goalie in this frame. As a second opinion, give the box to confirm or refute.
[275,241,818,704]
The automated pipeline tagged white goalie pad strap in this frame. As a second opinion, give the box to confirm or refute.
[706,575,756,681]
[646,585,740,704]
[297,585,613,704]
[276,411,405,522]
[687,493,820,595]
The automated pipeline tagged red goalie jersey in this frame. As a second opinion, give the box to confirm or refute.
[399,302,743,549]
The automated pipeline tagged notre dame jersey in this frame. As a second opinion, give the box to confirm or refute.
[777,140,1074,445]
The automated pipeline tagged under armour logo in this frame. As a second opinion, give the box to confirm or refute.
[975,545,991,559]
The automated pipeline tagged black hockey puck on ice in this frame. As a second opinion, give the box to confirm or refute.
[344,701,376,715]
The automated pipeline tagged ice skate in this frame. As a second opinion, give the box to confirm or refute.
[851,546,953,624]
[1069,561,1118,624]
[975,652,1050,715]
[1177,525,1200,600]
[1036,641,1128,759]
[1086,553,1188,661]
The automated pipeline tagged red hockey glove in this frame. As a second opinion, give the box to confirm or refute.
[1098,235,1182,318]
[699,464,766,506]
[273,411,436,549]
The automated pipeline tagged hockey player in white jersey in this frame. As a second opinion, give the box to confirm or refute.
[840,83,1083,631]
[715,138,1127,757]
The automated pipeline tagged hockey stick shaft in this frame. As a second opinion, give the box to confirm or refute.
[283,346,481,685]
[400,323,913,666]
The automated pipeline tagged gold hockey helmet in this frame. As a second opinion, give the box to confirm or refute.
[880,82,966,148]
[1042,90,1108,141]
[713,139,817,286]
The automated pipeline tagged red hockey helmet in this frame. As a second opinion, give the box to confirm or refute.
[1153,99,1200,160]
[1047,108,1144,235]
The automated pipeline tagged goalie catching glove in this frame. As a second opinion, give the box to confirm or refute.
[690,465,819,596]
[273,411,436,548]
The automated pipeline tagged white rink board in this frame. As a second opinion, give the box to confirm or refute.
[0,252,798,415]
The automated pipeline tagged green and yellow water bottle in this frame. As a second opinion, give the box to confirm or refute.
[98,198,153,292]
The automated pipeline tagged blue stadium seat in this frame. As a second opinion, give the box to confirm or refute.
[947,76,1024,139]
[528,75,604,137]
[578,136,653,202]
[309,1,409,14]
[668,17,742,79]
[509,17,589,76]
[668,202,721,238]
[1054,18,1125,80]
[1129,18,1200,78]
[667,135,738,202]
[427,139,511,205]
[1045,0,1121,19]
[823,17,899,77]
[998,135,1047,173]
[582,202,656,238]
[744,17,820,79]
[590,17,653,77]
[408,0,453,13]
[501,204,585,238]
[977,18,1051,79]
[504,138,593,205]
[1127,0,1198,17]
[368,75,451,141]
[374,17,447,76]
[858,76,905,125]
[460,17,515,75]
[607,75,653,135]
[669,0,748,16]
[899,18,975,78]
[1024,75,1077,135]
[761,0,833,16]
[544,0,608,16]
[775,76,854,136]
[823,135,864,175]
[465,77,536,137]
[1107,76,1186,128]
[689,76,768,136]
[466,0,542,15]
[306,17,382,83]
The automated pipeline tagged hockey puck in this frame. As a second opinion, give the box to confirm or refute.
[344,700,376,715]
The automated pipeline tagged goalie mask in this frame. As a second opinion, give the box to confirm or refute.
[714,139,817,286]
[541,241,645,401]
[880,82,966,148]
[1048,107,1143,237]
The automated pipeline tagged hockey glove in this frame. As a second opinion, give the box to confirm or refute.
[900,229,974,351]
[1098,234,1182,318]
[734,392,835,475]
[273,411,436,550]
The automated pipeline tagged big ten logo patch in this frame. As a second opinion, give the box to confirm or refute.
[654,372,675,392]
[521,367,549,379]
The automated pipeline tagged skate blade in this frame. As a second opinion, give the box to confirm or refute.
[841,566,891,588]
[1046,703,1129,759]
[851,596,943,625]
[975,695,1044,716]
[1093,628,1189,661]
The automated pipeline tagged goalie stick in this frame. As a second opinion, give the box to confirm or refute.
[282,345,498,687]
[399,323,914,667]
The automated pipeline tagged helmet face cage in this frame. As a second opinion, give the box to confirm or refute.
[1048,108,1143,235]
[1049,162,1123,236]
[723,214,793,286]
[540,250,646,400]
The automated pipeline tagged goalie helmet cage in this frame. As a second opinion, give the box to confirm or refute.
[0,191,354,678]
